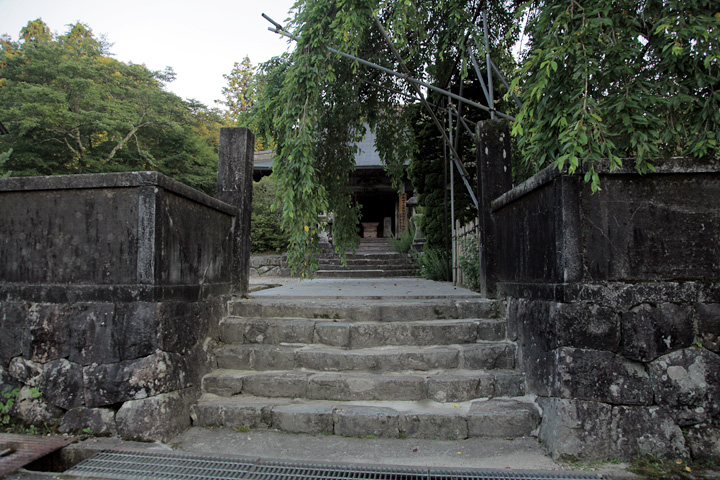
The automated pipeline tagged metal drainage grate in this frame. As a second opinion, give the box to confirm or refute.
[65,450,610,480]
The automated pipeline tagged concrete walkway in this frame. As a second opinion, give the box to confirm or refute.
[249,277,481,299]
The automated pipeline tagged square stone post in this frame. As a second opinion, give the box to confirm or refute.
[476,120,512,297]
[217,127,255,295]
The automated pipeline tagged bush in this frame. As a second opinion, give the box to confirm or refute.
[414,247,448,281]
[458,236,481,292]
[251,176,289,254]
[389,225,415,254]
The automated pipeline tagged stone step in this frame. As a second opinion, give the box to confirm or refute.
[191,396,540,440]
[202,369,525,401]
[315,269,418,278]
[220,317,506,347]
[229,299,501,322]
[215,342,516,372]
[317,260,414,269]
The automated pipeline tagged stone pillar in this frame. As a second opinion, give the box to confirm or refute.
[476,120,512,297]
[217,127,255,295]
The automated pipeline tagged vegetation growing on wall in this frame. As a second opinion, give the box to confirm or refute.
[0,20,224,194]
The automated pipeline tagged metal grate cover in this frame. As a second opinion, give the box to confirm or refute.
[66,450,610,480]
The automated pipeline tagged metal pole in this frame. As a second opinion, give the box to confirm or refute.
[263,14,515,123]
[483,10,496,120]
[449,104,456,285]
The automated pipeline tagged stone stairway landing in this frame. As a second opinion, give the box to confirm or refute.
[192,288,540,441]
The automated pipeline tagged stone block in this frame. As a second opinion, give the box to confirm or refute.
[307,373,424,401]
[333,406,399,438]
[610,406,688,460]
[621,303,694,362]
[467,399,540,438]
[698,303,720,354]
[114,303,159,361]
[116,388,199,442]
[477,319,506,341]
[400,413,468,439]
[216,344,297,370]
[297,349,378,371]
[39,358,84,410]
[427,373,495,402]
[7,357,43,387]
[67,303,119,365]
[556,347,653,405]
[271,404,334,434]
[684,419,720,462]
[242,372,309,398]
[537,397,612,461]
[462,343,515,369]
[84,351,186,407]
[314,322,351,347]
[549,302,620,351]
[201,372,244,397]
[157,302,207,355]
[493,372,526,397]
[243,319,315,345]
[0,302,28,365]
[11,385,63,426]
[649,347,720,426]
[24,304,71,363]
[59,407,117,436]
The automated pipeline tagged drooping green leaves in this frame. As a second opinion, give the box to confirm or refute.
[512,0,720,191]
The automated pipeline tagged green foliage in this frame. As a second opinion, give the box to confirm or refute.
[512,0,720,191]
[414,247,448,282]
[389,225,415,254]
[1,385,41,431]
[252,0,523,276]
[0,19,223,194]
[458,236,481,291]
[1,386,18,426]
[219,56,273,150]
[0,148,12,177]
[251,176,290,254]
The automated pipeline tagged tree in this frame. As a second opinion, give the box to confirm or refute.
[511,0,720,191]
[219,56,273,150]
[0,20,221,194]
[254,0,523,276]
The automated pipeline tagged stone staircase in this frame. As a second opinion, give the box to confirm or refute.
[191,296,540,440]
[315,238,418,278]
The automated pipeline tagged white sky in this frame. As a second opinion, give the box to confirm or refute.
[0,0,297,108]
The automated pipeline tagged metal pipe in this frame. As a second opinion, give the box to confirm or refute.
[264,15,498,118]
[490,57,523,108]
[372,16,479,208]
[483,10,495,120]
[449,105,456,285]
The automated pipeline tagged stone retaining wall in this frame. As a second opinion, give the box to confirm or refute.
[250,255,289,277]
[491,157,720,461]
[0,171,237,441]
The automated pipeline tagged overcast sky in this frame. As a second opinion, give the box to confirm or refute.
[0,0,297,108]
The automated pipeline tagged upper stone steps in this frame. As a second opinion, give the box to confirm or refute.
[220,317,506,347]
[202,369,525,401]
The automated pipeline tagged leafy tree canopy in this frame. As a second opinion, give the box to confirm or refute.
[513,0,720,191]
[251,0,522,276]
[244,0,718,275]
[219,56,274,150]
[0,19,224,194]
